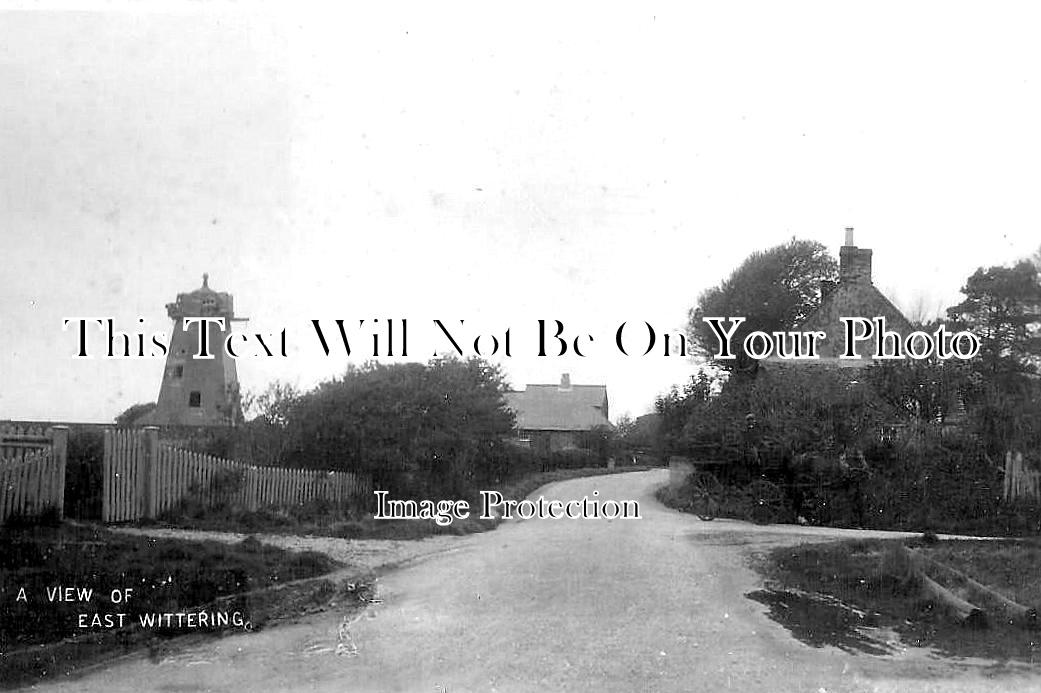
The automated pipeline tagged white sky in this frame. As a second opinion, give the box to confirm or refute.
[1,4,1040,423]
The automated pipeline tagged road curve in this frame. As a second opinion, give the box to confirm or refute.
[33,470,1041,693]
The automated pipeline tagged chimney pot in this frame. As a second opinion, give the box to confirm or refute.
[844,227,855,246]
[559,373,571,390]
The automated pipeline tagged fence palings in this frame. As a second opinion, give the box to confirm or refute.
[0,425,68,523]
[0,430,68,523]
[1004,451,1041,503]
[102,428,371,522]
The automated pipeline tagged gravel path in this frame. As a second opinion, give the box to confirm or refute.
[111,526,479,573]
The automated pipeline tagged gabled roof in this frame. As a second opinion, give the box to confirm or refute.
[771,232,912,365]
[796,281,912,360]
[505,383,610,432]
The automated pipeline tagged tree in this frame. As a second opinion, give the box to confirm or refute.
[657,365,896,464]
[611,412,662,460]
[114,402,155,427]
[946,261,1041,380]
[687,239,838,371]
[939,260,1041,454]
[279,357,516,497]
[613,413,636,441]
[654,369,719,457]
[244,381,300,427]
[236,381,302,465]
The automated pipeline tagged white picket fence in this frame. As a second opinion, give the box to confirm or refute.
[103,428,371,522]
[0,425,68,522]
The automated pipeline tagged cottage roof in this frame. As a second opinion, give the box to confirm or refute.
[797,282,912,360]
[505,377,610,431]
[779,229,912,362]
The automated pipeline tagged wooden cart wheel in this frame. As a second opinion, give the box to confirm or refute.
[688,471,723,521]
[743,479,785,525]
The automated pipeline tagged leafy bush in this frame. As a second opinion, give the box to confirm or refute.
[269,357,516,499]
[544,448,599,470]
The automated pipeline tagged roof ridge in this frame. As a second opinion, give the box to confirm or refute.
[521,383,606,388]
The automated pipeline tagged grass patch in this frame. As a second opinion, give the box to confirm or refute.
[753,537,1041,662]
[0,521,339,687]
[152,465,656,540]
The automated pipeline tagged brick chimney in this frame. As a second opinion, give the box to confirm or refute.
[839,227,873,284]
[559,373,572,391]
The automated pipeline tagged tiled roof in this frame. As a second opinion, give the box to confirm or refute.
[505,384,610,432]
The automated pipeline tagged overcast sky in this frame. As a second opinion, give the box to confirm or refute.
[2,4,1040,423]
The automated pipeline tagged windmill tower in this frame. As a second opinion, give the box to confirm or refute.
[141,274,244,427]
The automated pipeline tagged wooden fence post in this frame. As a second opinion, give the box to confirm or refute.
[143,426,159,519]
[247,467,259,512]
[51,426,69,520]
[102,429,111,522]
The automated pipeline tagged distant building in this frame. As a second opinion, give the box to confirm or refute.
[505,374,611,453]
[139,274,243,427]
[770,228,912,367]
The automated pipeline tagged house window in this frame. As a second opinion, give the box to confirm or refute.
[188,391,201,408]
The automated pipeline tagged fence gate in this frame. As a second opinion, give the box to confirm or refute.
[0,424,69,522]
[102,427,158,522]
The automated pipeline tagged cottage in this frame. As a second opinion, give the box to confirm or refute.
[767,228,913,367]
[504,374,611,453]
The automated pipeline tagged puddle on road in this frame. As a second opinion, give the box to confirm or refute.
[747,588,898,656]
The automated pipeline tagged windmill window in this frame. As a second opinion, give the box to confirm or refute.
[188,391,201,408]
[173,365,184,378]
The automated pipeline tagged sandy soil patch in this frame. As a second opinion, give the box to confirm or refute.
[111,526,476,573]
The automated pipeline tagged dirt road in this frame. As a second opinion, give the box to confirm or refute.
[32,470,1041,692]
